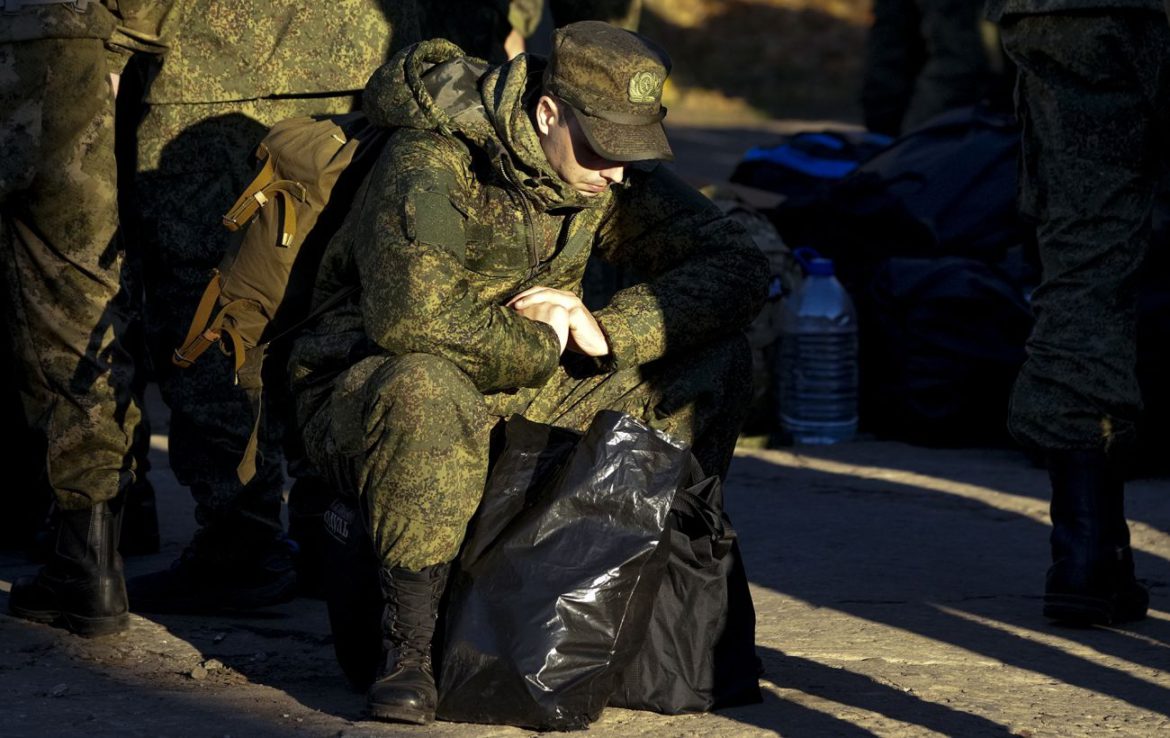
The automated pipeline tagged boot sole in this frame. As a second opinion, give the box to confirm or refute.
[1043,593,1148,627]
[9,604,129,638]
[367,702,434,725]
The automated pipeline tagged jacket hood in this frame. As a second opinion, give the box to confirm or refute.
[364,40,609,212]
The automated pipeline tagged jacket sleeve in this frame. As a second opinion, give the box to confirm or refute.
[591,164,770,370]
[353,129,562,393]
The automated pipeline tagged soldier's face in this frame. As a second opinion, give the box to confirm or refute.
[535,96,624,197]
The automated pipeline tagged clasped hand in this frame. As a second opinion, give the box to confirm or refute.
[507,286,610,357]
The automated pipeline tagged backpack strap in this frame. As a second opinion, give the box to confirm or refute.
[221,143,276,232]
[172,271,225,368]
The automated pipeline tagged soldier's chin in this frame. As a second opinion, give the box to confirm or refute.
[577,182,608,196]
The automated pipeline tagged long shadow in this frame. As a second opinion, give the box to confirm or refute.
[727,452,1170,728]
[738,646,1013,736]
[0,611,349,738]
[776,441,1170,556]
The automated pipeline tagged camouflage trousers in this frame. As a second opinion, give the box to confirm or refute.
[131,95,355,535]
[1001,12,1170,452]
[300,336,753,570]
[0,39,138,511]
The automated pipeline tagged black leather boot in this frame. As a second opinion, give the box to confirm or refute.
[9,500,129,637]
[1043,449,1148,626]
[366,563,449,724]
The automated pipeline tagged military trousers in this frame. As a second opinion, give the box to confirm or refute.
[1001,12,1170,452]
[0,39,138,511]
[301,335,752,570]
[131,95,355,536]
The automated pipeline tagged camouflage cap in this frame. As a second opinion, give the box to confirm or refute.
[542,20,673,162]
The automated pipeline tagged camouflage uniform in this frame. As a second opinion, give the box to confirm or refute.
[129,2,421,543]
[990,0,1170,452]
[0,4,139,514]
[290,40,769,570]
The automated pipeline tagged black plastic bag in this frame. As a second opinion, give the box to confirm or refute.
[611,461,763,713]
[435,411,689,731]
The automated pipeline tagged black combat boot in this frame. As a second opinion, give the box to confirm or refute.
[367,563,450,724]
[127,525,297,614]
[9,501,129,637]
[1043,449,1148,626]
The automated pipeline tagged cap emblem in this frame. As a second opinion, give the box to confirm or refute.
[627,71,662,104]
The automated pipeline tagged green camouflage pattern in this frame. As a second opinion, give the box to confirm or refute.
[143,0,421,104]
[0,38,138,511]
[126,1,420,541]
[290,40,767,568]
[300,339,752,570]
[133,97,358,535]
[0,2,117,43]
[1000,11,1170,452]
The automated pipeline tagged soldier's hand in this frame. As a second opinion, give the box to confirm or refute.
[508,287,610,357]
[509,299,570,354]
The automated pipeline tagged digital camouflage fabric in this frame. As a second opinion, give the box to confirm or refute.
[290,39,769,570]
[130,1,421,538]
[0,5,139,511]
[143,1,421,103]
[998,10,1170,452]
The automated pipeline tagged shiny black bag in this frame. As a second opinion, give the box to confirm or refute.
[435,411,688,730]
[611,462,763,713]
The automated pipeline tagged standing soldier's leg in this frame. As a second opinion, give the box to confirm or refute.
[1,39,139,637]
[128,96,353,612]
[1001,12,1170,624]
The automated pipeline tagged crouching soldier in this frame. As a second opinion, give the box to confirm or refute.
[289,21,769,724]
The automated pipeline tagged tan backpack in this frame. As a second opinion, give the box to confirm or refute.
[174,111,388,482]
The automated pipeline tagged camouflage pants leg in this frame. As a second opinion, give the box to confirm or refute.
[134,96,355,536]
[0,39,138,510]
[1001,12,1170,452]
[303,335,752,570]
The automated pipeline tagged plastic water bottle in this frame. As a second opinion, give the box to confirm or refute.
[777,248,858,444]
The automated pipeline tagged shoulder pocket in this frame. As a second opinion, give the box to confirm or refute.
[408,190,466,263]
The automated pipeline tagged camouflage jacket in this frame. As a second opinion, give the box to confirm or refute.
[289,39,768,419]
[140,1,422,104]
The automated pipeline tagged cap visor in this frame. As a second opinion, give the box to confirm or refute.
[576,113,674,163]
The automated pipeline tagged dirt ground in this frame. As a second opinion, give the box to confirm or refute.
[2,381,1168,738]
[2,7,1169,732]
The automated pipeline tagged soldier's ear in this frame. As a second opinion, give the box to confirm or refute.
[535,95,560,137]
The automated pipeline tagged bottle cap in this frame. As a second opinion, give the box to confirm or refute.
[794,246,836,276]
[805,258,834,276]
